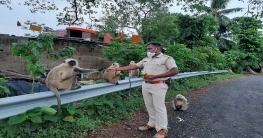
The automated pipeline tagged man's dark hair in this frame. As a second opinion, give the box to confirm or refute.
[147,42,165,53]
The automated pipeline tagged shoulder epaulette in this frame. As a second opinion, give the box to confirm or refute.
[163,54,172,58]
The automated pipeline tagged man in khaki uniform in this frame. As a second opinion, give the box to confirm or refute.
[106,42,178,138]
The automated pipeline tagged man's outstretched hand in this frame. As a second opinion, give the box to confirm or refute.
[106,68,117,72]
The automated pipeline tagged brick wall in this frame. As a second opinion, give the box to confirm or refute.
[0,36,112,80]
[0,38,28,74]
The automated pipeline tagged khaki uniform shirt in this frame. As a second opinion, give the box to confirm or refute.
[136,53,177,81]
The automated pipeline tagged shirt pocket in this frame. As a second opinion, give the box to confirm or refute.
[151,63,167,71]
[142,60,149,69]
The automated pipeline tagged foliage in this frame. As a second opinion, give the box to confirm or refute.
[176,0,263,19]
[49,46,77,60]
[102,41,226,72]
[11,21,76,92]
[192,0,243,52]
[2,0,263,29]
[3,0,174,28]
[0,85,144,137]
[174,14,217,48]
[227,16,263,72]
[96,15,120,37]
[0,78,10,97]
[99,0,173,33]
[165,44,192,72]
[11,33,54,79]
[95,0,176,44]
[224,50,246,72]
[11,36,75,77]
[196,0,243,26]
[166,44,226,72]
[0,105,84,137]
[21,0,97,26]
[140,12,179,45]
[0,73,243,138]
[191,46,226,70]
[101,41,146,66]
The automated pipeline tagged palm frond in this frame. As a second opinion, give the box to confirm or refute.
[214,16,228,27]
[192,4,213,14]
[218,8,244,15]
[211,0,231,9]
[218,15,232,26]
[217,37,237,51]
[195,13,209,18]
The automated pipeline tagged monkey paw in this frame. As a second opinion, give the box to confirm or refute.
[98,68,104,71]
[73,71,81,76]
[71,85,81,90]
[69,82,82,90]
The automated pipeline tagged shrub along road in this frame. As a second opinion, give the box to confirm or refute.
[87,75,263,138]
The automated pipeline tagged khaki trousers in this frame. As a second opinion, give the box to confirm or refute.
[142,82,168,131]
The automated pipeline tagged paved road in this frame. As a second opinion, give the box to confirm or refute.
[168,75,263,138]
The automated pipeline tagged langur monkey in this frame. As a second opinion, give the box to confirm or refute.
[103,62,122,85]
[128,61,139,96]
[172,94,189,111]
[46,58,103,116]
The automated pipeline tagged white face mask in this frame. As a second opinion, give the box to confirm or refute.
[147,48,157,58]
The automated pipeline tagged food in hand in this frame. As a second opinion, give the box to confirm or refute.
[141,71,148,79]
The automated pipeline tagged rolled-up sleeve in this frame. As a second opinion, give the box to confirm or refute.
[165,58,177,70]
[136,60,144,68]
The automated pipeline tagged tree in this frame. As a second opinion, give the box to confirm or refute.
[0,0,11,9]
[99,0,173,36]
[101,41,146,66]
[93,0,177,44]
[139,11,179,45]
[200,0,243,38]
[194,0,243,53]
[8,0,98,26]
[174,14,218,48]
[95,15,120,37]
[176,0,263,19]
[2,0,173,29]
[2,0,263,28]
[226,16,263,73]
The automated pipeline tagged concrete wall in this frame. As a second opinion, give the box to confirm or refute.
[0,35,112,80]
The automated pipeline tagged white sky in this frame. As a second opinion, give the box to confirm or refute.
[0,0,252,36]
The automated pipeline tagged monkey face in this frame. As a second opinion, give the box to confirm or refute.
[174,94,189,111]
[130,61,135,64]
[64,58,79,67]
[68,60,77,66]
[176,94,187,101]
[175,100,184,111]
[176,106,182,110]
[111,62,119,67]
[176,100,184,105]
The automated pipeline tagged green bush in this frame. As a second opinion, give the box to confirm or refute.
[166,44,226,72]
[101,41,146,66]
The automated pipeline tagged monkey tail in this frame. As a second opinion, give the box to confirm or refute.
[50,88,61,116]
[45,87,61,130]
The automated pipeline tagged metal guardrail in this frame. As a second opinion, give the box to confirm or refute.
[0,70,229,120]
